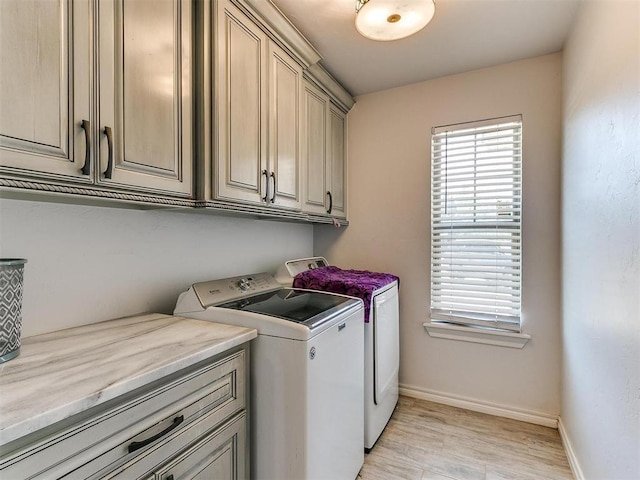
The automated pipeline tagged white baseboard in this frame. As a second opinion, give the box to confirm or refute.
[558,417,585,480]
[399,384,558,428]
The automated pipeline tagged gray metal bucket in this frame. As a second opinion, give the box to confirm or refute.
[0,259,27,363]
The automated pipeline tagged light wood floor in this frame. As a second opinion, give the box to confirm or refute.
[358,396,574,480]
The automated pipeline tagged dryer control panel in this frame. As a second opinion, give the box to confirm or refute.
[275,257,329,284]
[192,272,282,308]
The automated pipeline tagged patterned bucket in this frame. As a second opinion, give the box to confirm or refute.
[0,259,27,363]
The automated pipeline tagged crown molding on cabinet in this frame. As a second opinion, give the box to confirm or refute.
[304,64,355,112]
[240,0,322,68]
[239,0,354,111]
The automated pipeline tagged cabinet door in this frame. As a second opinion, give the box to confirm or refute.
[0,0,91,182]
[214,0,268,205]
[328,103,347,218]
[97,0,192,196]
[155,414,247,480]
[301,80,328,215]
[267,41,302,210]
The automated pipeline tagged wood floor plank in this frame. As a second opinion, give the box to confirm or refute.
[359,396,574,480]
[358,446,425,480]
[421,470,460,480]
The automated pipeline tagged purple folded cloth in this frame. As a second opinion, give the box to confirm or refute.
[293,266,399,323]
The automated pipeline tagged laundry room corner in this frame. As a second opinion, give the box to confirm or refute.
[315,53,564,421]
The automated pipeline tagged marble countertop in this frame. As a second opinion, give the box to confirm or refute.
[0,313,257,447]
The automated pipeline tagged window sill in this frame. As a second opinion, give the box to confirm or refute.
[423,322,531,349]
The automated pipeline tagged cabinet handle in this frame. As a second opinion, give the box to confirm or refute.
[166,476,174,480]
[127,415,184,453]
[326,191,333,214]
[80,120,91,175]
[261,169,269,202]
[103,126,114,179]
[270,172,276,203]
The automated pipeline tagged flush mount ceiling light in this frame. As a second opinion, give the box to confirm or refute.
[355,0,436,41]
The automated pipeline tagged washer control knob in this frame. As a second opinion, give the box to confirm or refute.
[237,278,250,291]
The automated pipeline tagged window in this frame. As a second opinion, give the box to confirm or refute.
[430,115,522,332]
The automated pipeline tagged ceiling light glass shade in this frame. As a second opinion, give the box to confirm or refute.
[355,0,435,41]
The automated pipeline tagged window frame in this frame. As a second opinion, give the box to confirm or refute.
[429,115,523,333]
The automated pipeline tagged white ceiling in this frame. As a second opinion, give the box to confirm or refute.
[272,0,581,96]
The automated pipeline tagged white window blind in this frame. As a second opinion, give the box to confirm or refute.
[430,115,522,332]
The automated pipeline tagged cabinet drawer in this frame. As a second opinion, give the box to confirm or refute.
[0,349,246,479]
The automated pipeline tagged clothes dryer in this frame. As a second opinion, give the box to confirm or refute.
[277,257,400,450]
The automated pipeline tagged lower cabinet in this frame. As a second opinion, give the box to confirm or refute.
[150,414,246,480]
[0,347,249,480]
[105,413,246,480]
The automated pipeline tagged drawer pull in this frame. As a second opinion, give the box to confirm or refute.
[127,415,184,453]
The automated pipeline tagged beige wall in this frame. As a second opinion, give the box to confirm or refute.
[561,0,640,478]
[315,53,563,417]
[0,199,313,337]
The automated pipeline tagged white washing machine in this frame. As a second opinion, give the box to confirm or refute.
[277,258,400,451]
[174,272,364,480]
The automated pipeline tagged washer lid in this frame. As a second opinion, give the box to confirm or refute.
[217,288,360,331]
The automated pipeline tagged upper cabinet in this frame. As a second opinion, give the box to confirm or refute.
[97,0,193,196]
[301,80,329,216]
[0,0,91,181]
[212,0,302,211]
[327,103,347,219]
[0,0,193,200]
[268,41,303,211]
[1,0,353,222]
[301,79,348,219]
[213,0,268,205]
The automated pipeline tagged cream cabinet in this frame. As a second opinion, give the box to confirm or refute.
[213,0,302,210]
[0,0,192,199]
[151,415,246,480]
[96,0,193,196]
[267,41,303,210]
[327,103,347,219]
[1,0,353,221]
[0,347,248,480]
[213,0,267,205]
[301,79,348,219]
[0,0,91,181]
